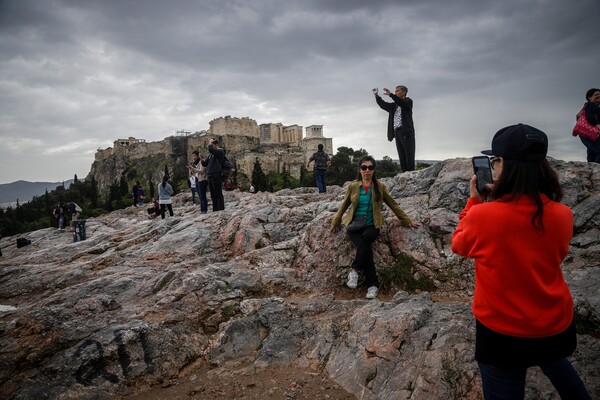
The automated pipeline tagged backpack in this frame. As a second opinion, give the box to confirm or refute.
[16,238,32,248]
[221,157,233,179]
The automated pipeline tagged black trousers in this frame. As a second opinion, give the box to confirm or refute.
[207,175,225,211]
[348,225,380,288]
[394,127,415,172]
[160,203,173,219]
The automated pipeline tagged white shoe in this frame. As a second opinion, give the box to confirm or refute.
[347,271,358,289]
[366,286,378,299]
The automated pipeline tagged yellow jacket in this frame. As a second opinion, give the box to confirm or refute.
[332,181,413,229]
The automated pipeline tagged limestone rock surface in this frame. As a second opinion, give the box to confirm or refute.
[0,159,598,400]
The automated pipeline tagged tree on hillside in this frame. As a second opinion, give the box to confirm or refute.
[251,158,268,192]
[89,176,98,208]
[299,165,313,188]
[149,180,155,199]
[377,156,402,177]
[328,147,368,186]
[119,175,128,196]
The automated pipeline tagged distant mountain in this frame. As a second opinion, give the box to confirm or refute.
[0,180,74,207]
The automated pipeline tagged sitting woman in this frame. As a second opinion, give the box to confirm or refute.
[331,155,419,299]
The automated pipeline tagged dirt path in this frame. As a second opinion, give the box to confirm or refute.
[126,362,356,400]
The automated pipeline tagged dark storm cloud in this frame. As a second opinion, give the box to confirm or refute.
[0,0,598,183]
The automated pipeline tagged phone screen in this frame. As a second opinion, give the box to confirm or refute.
[472,156,493,194]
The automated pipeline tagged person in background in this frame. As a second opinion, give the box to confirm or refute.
[157,175,174,219]
[188,150,208,214]
[451,124,591,400]
[249,184,256,193]
[374,85,416,172]
[132,181,140,207]
[67,202,82,220]
[137,186,145,206]
[307,143,331,193]
[331,155,419,300]
[188,172,197,204]
[53,202,68,230]
[574,88,600,163]
[147,197,160,219]
[201,139,225,211]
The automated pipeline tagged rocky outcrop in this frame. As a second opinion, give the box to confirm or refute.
[1,159,598,400]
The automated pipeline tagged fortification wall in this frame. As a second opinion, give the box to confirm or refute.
[209,116,260,138]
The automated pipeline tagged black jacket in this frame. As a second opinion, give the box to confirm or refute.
[376,94,415,141]
[201,144,225,177]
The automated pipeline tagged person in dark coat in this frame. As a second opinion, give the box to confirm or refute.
[374,85,416,172]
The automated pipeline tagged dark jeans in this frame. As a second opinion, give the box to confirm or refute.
[394,127,415,171]
[478,359,591,400]
[580,136,600,163]
[347,225,380,287]
[160,203,173,219]
[191,187,198,204]
[198,180,208,212]
[208,175,224,211]
[314,169,327,193]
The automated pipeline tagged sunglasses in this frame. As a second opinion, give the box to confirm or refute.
[490,157,500,170]
[360,165,375,171]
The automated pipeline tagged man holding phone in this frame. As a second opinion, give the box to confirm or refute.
[374,85,416,172]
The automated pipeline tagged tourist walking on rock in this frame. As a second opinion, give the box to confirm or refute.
[331,155,419,299]
[202,139,225,211]
[307,144,331,193]
[573,88,600,163]
[158,175,174,219]
[452,124,591,400]
[187,150,208,213]
[374,85,415,172]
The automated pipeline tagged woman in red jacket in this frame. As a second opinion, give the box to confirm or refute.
[452,124,590,399]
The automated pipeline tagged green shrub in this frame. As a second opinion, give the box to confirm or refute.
[378,253,436,293]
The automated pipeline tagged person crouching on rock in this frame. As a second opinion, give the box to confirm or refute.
[147,197,160,219]
[331,155,419,299]
[158,176,174,219]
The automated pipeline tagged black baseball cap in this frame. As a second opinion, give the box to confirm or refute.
[481,123,548,160]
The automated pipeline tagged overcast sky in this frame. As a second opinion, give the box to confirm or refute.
[0,0,597,184]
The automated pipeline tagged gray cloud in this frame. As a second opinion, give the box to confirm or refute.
[0,0,597,183]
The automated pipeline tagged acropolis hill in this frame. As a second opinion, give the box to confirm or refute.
[89,116,333,193]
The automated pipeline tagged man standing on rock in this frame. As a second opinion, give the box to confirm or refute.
[202,139,225,211]
[374,85,415,172]
[307,144,331,193]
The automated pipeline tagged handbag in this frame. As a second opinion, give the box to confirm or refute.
[572,107,599,142]
[346,191,372,233]
[346,215,367,233]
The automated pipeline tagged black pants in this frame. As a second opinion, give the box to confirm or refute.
[394,127,415,172]
[160,204,173,219]
[348,225,380,288]
[208,175,225,211]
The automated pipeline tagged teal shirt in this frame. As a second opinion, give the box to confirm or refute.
[355,186,374,226]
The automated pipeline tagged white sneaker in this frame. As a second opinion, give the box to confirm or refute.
[347,270,358,289]
[366,286,378,299]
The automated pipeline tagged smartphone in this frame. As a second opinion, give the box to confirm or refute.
[472,156,493,194]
